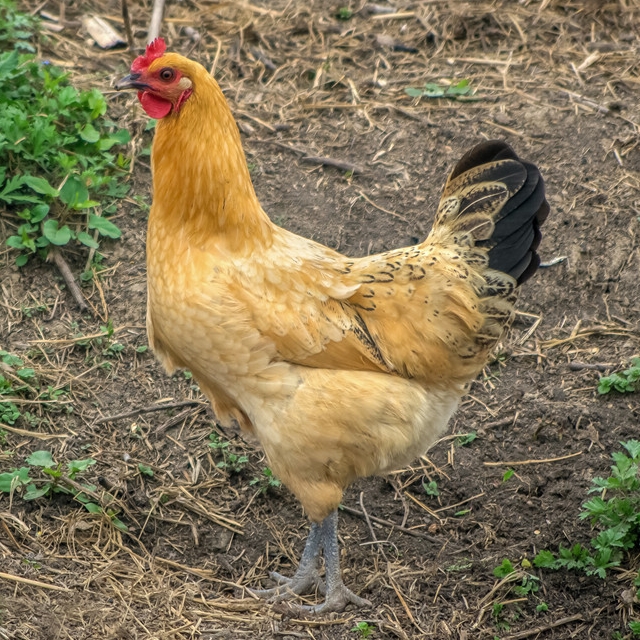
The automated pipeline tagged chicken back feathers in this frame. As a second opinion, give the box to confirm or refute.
[130,47,548,522]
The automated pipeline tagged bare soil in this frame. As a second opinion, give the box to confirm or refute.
[1,1,640,639]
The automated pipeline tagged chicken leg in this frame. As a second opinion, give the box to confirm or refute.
[252,511,371,613]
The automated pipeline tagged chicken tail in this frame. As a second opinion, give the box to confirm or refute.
[433,139,549,285]
[427,140,550,352]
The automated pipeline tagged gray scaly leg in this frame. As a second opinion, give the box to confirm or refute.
[301,510,371,613]
[250,521,324,600]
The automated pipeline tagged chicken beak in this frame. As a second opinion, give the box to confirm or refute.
[115,73,147,91]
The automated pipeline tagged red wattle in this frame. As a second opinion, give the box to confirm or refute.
[139,91,173,119]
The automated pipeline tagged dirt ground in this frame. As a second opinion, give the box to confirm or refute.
[1,0,640,638]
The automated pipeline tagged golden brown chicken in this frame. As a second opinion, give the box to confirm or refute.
[116,39,549,613]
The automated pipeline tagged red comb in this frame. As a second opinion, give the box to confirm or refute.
[131,38,167,72]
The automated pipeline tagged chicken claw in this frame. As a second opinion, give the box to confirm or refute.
[250,521,324,600]
[252,511,371,613]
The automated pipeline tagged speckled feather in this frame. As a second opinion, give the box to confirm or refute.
[142,53,548,521]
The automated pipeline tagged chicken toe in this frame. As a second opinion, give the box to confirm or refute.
[250,521,324,600]
[299,511,371,613]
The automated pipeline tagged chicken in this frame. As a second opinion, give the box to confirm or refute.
[116,38,549,613]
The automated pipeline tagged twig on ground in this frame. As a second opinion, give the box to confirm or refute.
[121,0,135,53]
[504,614,585,640]
[404,491,443,523]
[94,400,204,424]
[0,423,69,439]
[568,361,613,372]
[153,405,206,435]
[48,248,87,312]
[301,155,363,174]
[340,504,439,541]
[359,491,381,547]
[483,451,583,467]
[147,0,165,42]
[0,571,70,592]
[481,416,517,430]
[358,190,409,222]
[433,492,485,514]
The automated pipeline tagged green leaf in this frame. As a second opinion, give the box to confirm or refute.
[59,176,89,208]
[0,467,32,493]
[88,214,121,239]
[30,204,50,223]
[26,450,55,467]
[23,484,53,500]
[447,79,471,95]
[83,502,102,514]
[456,431,478,446]
[67,458,96,477]
[534,550,558,569]
[79,123,100,143]
[111,129,131,144]
[6,235,26,249]
[42,219,72,246]
[423,480,439,496]
[15,254,29,267]
[493,558,515,578]
[23,175,59,197]
[404,87,425,98]
[623,440,640,461]
[502,468,515,482]
[76,231,99,248]
[111,516,128,532]
[138,463,154,477]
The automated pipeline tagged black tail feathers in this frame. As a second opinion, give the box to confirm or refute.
[450,140,550,285]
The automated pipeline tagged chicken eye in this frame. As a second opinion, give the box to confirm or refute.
[159,68,174,82]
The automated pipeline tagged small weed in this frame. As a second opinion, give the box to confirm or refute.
[536,602,548,612]
[446,559,472,572]
[491,558,541,624]
[502,468,515,482]
[423,480,439,496]
[630,621,640,637]
[0,401,20,425]
[598,358,640,395]
[492,603,510,632]
[350,621,375,638]
[0,449,127,531]
[534,440,640,579]
[209,433,248,474]
[336,7,353,20]
[138,463,154,477]
[405,79,480,102]
[21,302,48,317]
[456,431,478,446]
[250,467,281,493]
[80,252,107,282]
[103,342,124,358]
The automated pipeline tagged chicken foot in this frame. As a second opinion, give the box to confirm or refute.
[252,511,371,613]
[250,520,325,600]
